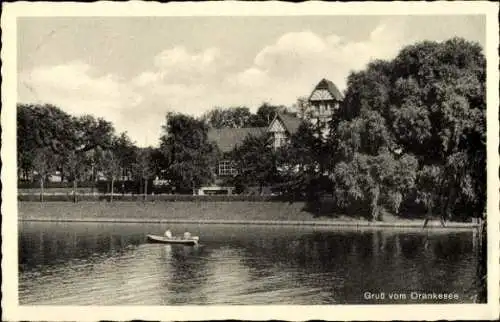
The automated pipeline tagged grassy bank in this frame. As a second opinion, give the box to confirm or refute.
[17,201,480,229]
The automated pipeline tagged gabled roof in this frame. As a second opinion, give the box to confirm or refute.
[208,127,266,153]
[269,113,303,135]
[308,78,344,101]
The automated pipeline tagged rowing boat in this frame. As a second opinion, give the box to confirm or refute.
[146,234,199,245]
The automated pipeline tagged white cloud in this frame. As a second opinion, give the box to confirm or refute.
[154,46,220,69]
[18,20,414,147]
[139,46,222,85]
[245,20,409,100]
[218,21,409,111]
[18,61,146,143]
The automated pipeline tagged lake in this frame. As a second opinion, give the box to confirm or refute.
[18,222,484,305]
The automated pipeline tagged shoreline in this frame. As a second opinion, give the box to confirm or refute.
[18,216,481,230]
[17,201,482,231]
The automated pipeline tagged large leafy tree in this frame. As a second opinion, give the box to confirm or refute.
[202,106,254,129]
[159,113,219,193]
[17,104,120,199]
[249,102,294,127]
[111,132,138,180]
[277,121,334,205]
[31,147,58,202]
[231,133,279,193]
[334,151,418,220]
[17,104,75,181]
[65,115,115,198]
[335,37,485,221]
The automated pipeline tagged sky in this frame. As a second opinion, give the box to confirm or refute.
[17,15,486,147]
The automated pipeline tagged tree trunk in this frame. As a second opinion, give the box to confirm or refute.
[110,177,114,202]
[40,177,44,202]
[73,179,78,203]
[370,185,380,221]
[423,199,434,228]
[144,178,148,201]
[91,164,94,194]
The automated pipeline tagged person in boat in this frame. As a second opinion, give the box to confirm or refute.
[183,232,191,240]
[164,229,173,238]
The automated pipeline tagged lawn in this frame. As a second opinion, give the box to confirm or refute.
[18,201,320,221]
[17,201,479,229]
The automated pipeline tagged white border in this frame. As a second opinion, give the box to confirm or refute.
[2,1,499,321]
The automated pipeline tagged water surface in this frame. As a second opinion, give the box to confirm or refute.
[19,222,483,305]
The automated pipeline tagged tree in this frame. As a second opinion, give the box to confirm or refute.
[133,148,155,200]
[17,104,37,181]
[74,115,114,153]
[97,149,121,201]
[277,122,331,197]
[202,106,253,128]
[333,151,418,220]
[159,113,219,193]
[62,114,116,199]
[17,104,74,181]
[31,147,57,202]
[249,102,292,127]
[335,37,486,221]
[62,151,88,203]
[112,132,138,180]
[293,96,314,120]
[231,133,279,193]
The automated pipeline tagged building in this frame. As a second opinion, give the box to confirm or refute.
[199,78,343,195]
[198,127,266,195]
[208,127,266,176]
[307,78,344,134]
[268,113,302,149]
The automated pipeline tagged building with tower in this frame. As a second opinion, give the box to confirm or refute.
[199,78,343,195]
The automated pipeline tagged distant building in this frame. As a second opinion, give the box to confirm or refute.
[268,113,302,149]
[207,127,266,178]
[200,78,343,195]
[307,78,344,134]
[202,114,302,195]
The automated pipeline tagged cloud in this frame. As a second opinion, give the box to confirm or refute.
[154,46,220,70]
[21,61,140,108]
[246,20,409,98]
[18,61,149,144]
[18,20,413,147]
[134,46,223,86]
[223,20,410,109]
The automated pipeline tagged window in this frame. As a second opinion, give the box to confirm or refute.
[218,160,237,176]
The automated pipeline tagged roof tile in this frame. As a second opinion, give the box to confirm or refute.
[208,127,266,153]
[310,78,344,101]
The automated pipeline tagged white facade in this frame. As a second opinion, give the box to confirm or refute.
[268,116,288,149]
[308,79,343,135]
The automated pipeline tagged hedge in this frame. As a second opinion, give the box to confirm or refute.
[18,181,97,189]
[18,180,175,194]
[18,193,299,202]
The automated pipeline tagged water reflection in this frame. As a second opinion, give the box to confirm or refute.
[19,222,482,305]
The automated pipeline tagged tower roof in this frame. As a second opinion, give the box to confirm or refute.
[309,78,344,101]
